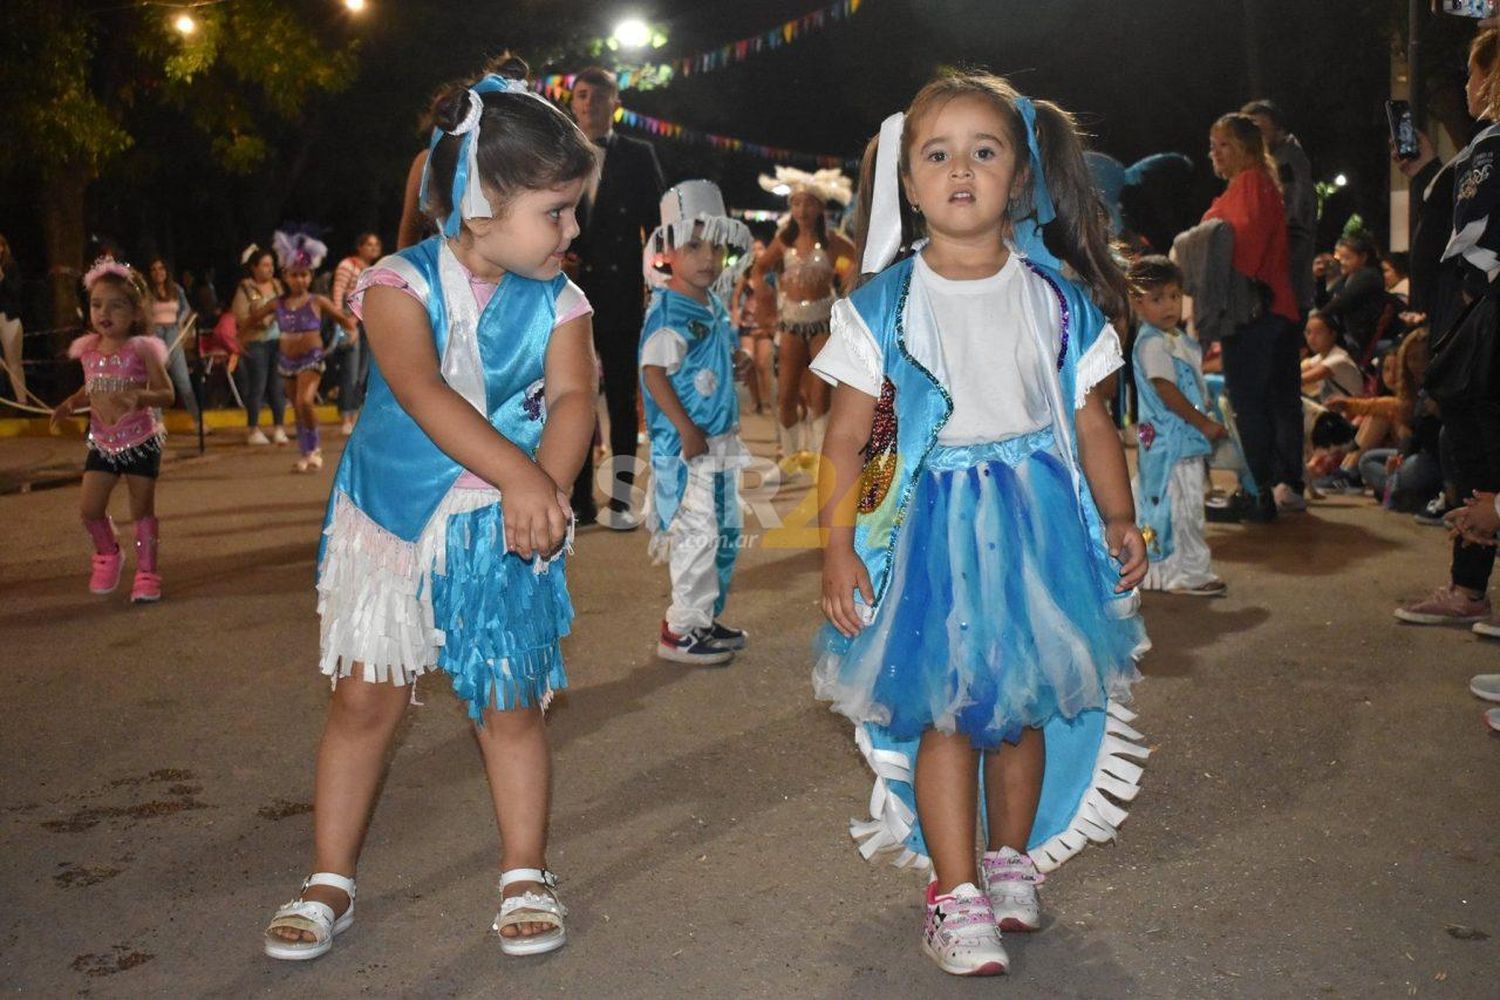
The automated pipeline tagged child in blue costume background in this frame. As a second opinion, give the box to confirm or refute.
[264,64,597,962]
[638,180,756,665]
[813,73,1151,977]
[1129,255,1228,596]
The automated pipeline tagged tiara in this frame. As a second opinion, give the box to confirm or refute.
[83,256,133,289]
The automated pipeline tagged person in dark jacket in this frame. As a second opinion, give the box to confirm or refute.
[566,65,666,528]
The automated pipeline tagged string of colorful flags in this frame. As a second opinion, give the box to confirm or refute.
[531,0,865,98]
[613,108,859,171]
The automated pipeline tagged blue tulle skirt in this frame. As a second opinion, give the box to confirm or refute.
[815,431,1144,749]
[430,502,572,723]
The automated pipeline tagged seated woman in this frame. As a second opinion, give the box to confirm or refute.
[1316,232,1388,355]
[1320,328,1430,496]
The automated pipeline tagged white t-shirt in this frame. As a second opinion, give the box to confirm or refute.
[811,252,1058,445]
[1307,345,1364,400]
[1136,326,1206,398]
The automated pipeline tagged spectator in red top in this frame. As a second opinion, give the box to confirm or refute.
[1202,112,1304,520]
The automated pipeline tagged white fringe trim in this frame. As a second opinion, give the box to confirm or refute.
[846,700,1149,875]
[316,486,498,686]
[1074,324,1125,409]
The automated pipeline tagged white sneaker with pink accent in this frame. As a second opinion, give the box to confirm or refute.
[921,882,1008,976]
[981,847,1045,932]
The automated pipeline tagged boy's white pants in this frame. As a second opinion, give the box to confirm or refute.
[1141,459,1217,592]
[665,456,724,634]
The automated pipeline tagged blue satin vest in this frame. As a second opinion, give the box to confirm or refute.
[322,238,564,551]
[639,288,740,529]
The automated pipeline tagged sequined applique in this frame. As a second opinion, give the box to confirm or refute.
[858,377,898,513]
[522,378,546,422]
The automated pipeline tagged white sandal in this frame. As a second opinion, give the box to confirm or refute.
[492,868,567,956]
[263,872,356,961]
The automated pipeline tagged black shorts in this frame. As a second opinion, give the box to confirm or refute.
[84,442,162,479]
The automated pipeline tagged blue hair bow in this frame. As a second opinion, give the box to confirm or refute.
[419,74,538,239]
[1012,97,1060,271]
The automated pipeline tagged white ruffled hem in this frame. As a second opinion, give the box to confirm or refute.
[847,700,1150,875]
[317,486,499,686]
[1074,325,1125,409]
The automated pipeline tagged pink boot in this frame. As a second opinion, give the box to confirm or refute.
[130,516,161,603]
[84,517,122,595]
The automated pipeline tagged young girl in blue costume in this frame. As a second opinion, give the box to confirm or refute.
[812,72,1151,977]
[263,58,598,962]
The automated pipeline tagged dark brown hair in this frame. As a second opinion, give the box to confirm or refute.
[424,55,596,224]
[1127,254,1182,294]
[573,65,619,96]
[853,71,1128,320]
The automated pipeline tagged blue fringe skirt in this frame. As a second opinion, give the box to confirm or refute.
[815,431,1144,748]
[316,489,571,724]
[431,502,572,722]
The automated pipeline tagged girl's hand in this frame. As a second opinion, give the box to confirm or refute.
[1201,420,1229,442]
[1324,396,1350,413]
[1448,491,1500,546]
[49,400,73,432]
[821,544,875,638]
[1106,519,1148,592]
[1386,453,1404,474]
[732,349,755,383]
[500,463,570,560]
[680,424,709,461]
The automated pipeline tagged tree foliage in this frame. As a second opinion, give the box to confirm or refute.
[0,0,358,182]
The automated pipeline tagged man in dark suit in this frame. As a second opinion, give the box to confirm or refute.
[568,66,666,528]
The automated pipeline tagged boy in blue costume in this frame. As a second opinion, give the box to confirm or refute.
[1129,255,1228,596]
[639,181,755,665]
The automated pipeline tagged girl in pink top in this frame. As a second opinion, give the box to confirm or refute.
[50,258,176,603]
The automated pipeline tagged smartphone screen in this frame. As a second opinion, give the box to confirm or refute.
[1441,0,1496,19]
[1387,100,1419,159]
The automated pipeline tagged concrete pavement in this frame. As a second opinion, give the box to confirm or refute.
[1,413,1496,998]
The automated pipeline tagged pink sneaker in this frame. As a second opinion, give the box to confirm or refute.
[89,551,123,595]
[921,882,1008,976]
[1393,586,1491,625]
[130,571,162,604]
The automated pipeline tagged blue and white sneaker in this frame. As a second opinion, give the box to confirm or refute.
[657,622,734,665]
[707,621,748,651]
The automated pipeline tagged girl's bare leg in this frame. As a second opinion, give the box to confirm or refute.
[269,672,410,943]
[474,704,554,938]
[915,728,981,893]
[982,727,1045,853]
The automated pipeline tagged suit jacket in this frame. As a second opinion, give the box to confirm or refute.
[573,132,665,336]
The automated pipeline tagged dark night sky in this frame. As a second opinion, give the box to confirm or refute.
[3,0,1485,300]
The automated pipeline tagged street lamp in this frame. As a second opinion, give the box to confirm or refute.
[173,12,197,35]
[344,0,367,11]
[1334,173,1348,188]
[613,17,652,49]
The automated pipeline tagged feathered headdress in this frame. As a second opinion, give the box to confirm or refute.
[272,228,329,273]
[757,166,853,207]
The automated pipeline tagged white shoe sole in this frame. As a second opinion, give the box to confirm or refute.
[921,938,1008,976]
[1394,608,1486,625]
[1470,678,1500,702]
[264,910,353,961]
[656,643,733,666]
[1473,622,1500,639]
[497,927,566,956]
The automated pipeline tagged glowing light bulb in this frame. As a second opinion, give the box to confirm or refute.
[344,0,367,11]
[174,12,196,35]
[613,18,652,49]
[1334,174,1348,188]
